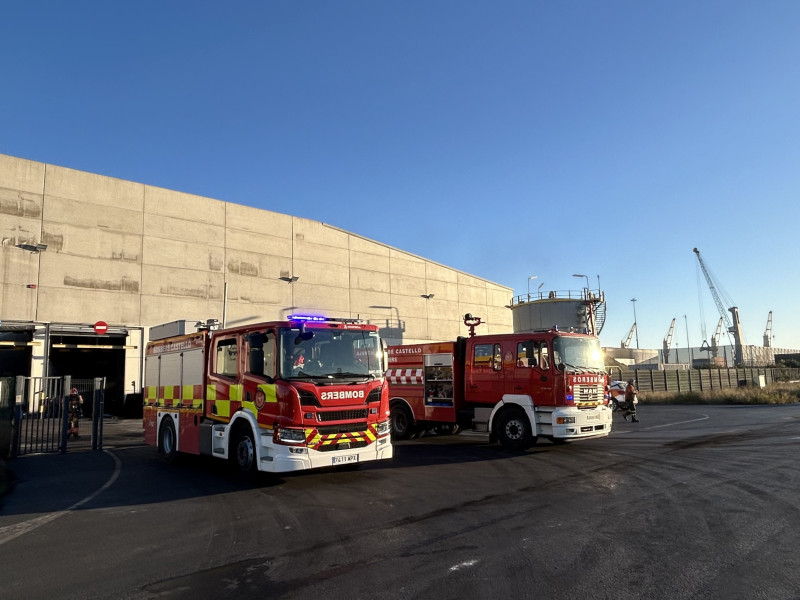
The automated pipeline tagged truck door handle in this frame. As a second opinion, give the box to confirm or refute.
[541,375,548,382]
[514,385,523,391]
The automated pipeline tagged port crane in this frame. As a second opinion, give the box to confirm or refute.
[763,311,773,347]
[662,318,675,364]
[699,317,724,359]
[621,323,637,349]
[693,248,745,365]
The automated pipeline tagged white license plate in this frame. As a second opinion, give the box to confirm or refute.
[586,414,601,421]
[332,454,358,465]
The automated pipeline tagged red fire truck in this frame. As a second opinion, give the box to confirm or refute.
[143,315,393,474]
[386,315,611,449]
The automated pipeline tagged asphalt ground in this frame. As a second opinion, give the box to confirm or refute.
[0,419,144,517]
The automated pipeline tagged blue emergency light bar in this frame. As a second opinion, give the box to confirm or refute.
[287,315,328,322]
[287,314,364,325]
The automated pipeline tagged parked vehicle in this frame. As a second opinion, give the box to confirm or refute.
[386,314,612,450]
[143,316,393,475]
[608,380,637,412]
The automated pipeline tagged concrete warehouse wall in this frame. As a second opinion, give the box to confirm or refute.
[0,153,513,348]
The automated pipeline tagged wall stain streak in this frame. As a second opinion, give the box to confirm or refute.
[41,232,64,251]
[0,193,42,218]
[158,285,220,299]
[209,255,223,271]
[227,259,259,277]
[111,250,140,261]
[63,275,140,293]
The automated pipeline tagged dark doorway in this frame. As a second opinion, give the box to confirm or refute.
[0,346,32,378]
[49,335,126,417]
[0,328,33,378]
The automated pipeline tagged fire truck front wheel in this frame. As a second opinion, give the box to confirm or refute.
[159,417,177,463]
[495,408,536,451]
[230,423,257,476]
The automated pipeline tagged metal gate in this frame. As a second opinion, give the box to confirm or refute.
[11,376,107,457]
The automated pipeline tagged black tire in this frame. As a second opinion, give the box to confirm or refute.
[495,408,536,451]
[390,403,414,440]
[230,423,257,477]
[159,416,177,463]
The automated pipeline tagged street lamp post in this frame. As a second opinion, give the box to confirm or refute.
[684,314,692,365]
[631,298,640,349]
[527,275,537,299]
[572,273,589,298]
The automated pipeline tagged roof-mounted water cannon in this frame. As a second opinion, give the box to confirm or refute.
[463,313,484,337]
[195,319,220,331]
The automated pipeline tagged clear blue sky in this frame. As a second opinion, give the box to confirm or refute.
[2,1,799,351]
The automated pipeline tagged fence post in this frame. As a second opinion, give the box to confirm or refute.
[92,377,105,451]
[61,376,71,453]
[11,376,25,458]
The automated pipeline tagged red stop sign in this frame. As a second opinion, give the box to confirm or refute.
[94,321,108,335]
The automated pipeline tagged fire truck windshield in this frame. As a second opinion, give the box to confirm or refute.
[552,336,605,372]
[279,327,384,380]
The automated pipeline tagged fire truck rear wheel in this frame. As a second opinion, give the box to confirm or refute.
[390,404,414,440]
[495,408,536,451]
[159,417,177,463]
[231,424,257,476]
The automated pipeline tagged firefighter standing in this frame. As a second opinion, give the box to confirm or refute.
[67,387,83,438]
[623,378,639,422]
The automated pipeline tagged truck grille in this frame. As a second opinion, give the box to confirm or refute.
[577,386,603,403]
[318,409,368,422]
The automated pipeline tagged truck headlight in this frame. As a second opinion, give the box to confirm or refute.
[376,420,391,435]
[556,416,576,425]
[276,427,306,444]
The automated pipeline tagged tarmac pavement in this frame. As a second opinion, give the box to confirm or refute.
[0,419,145,519]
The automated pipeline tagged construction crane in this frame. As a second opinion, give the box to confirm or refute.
[662,318,675,364]
[693,248,745,365]
[621,323,637,349]
[763,311,773,347]
[699,317,724,358]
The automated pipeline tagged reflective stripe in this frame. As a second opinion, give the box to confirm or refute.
[216,400,231,418]
[257,383,278,403]
[229,384,243,402]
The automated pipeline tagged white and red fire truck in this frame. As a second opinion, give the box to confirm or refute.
[386,314,611,449]
[143,315,393,474]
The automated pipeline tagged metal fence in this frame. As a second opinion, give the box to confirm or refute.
[606,367,800,394]
[11,376,107,457]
